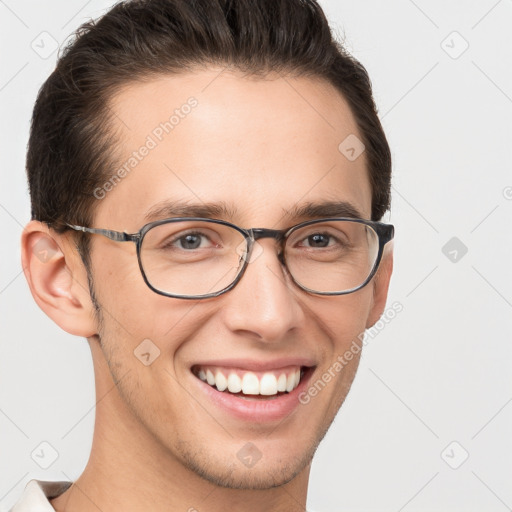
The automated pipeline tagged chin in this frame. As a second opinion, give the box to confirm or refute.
[195,460,306,490]
[176,440,317,490]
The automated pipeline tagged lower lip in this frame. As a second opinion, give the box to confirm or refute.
[190,367,315,423]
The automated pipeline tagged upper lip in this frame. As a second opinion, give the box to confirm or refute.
[190,358,316,372]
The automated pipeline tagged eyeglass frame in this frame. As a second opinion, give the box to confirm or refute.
[66,216,394,299]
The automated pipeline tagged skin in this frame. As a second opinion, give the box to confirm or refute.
[22,68,393,512]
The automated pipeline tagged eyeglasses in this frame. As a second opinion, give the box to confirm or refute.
[67,217,394,299]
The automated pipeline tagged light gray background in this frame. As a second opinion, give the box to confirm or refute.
[1,1,511,511]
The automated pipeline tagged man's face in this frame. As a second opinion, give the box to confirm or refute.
[86,68,389,488]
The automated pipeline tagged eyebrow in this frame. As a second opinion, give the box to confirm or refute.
[283,200,365,221]
[143,199,365,224]
[144,200,237,222]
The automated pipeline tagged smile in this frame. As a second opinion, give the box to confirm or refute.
[192,365,304,398]
[189,358,316,421]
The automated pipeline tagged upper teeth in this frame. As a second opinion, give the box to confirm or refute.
[195,366,302,396]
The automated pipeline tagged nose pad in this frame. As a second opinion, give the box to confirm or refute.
[249,237,289,283]
[249,228,287,264]
[239,238,265,265]
[221,233,305,340]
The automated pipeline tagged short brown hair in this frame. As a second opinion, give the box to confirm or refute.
[27,0,391,254]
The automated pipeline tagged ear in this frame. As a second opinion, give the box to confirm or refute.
[365,241,394,329]
[21,220,98,337]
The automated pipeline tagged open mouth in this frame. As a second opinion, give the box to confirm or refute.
[191,364,314,400]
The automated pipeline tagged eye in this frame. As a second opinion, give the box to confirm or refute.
[288,223,353,255]
[175,233,207,250]
[162,230,220,251]
[301,233,334,248]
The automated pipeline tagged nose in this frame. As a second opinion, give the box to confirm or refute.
[219,238,306,342]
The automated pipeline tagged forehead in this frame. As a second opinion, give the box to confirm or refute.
[97,68,372,229]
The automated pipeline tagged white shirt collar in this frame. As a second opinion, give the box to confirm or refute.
[9,480,72,512]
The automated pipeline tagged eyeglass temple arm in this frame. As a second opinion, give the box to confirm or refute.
[380,223,394,244]
[66,224,139,243]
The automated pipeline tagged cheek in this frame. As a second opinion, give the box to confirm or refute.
[311,289,373,346]
[91,246,180,336]
[307,294,368,384]
[90,252,220,374]
[295,295,369,437]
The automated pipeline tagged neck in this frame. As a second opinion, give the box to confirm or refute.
[51,340,310,512]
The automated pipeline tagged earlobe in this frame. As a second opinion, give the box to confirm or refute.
[365,244,394,329]
[21,220,98,337]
